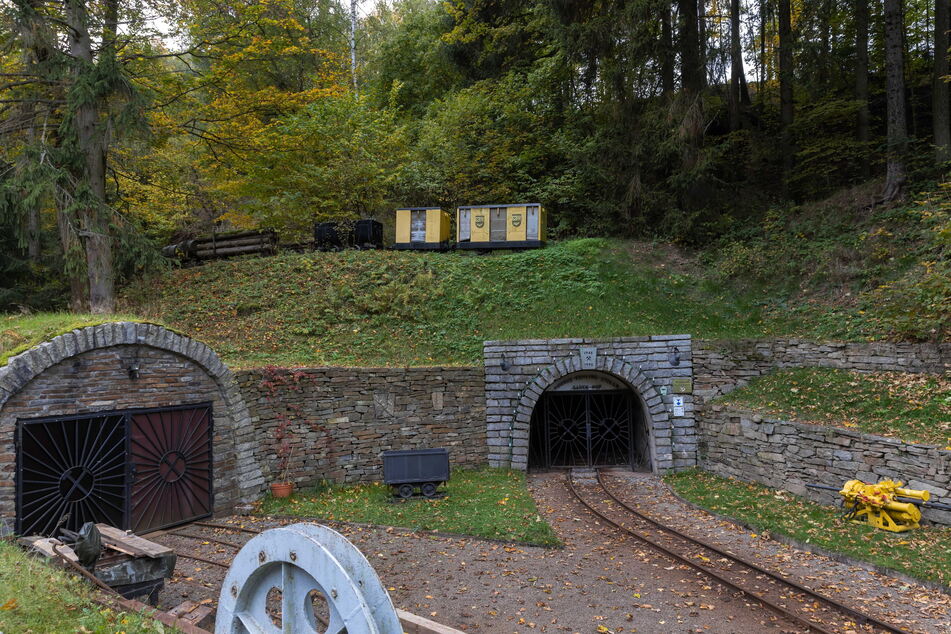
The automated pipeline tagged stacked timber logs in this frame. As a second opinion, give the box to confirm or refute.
[162,230,278,262]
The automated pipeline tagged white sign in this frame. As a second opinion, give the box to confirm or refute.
[673,396,685,417]
[580,346,597,370]
[550,372,626,392]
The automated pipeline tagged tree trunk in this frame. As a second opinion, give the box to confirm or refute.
[18,0,51,263]
[855,0,871,177]
[729,0,743,130]
[934,0,950,163]
[66,0,114,313]
[882,0,908,201]
[759,0,768,108]
[679,0,703,95]
[698,0,707,89]
[779,0,795,185]
[662,4,675,96]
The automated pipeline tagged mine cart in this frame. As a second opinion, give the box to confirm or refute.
[456,203,546,250]
[354,219,384,249]
[315,221,351,251]
[393,207,451,250]
[383,448,450,498]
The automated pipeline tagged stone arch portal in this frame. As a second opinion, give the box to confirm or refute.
[513,355,669,472]
[0,322,263,535]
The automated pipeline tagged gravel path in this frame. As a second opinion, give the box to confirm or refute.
[151,471,950,633]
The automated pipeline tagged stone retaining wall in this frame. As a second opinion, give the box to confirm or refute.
[235,366,486,487]
[700,405,951,525]
[694,338,951,402]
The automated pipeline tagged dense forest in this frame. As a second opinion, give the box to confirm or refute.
[0,0,949,328]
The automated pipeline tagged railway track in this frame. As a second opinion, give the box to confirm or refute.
[565,470,910,634]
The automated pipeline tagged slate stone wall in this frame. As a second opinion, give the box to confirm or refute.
[694,338,951,403]
[483,336,695,472]
[235,366,486,487]
[700,405,951,526]
[0,323,261,534]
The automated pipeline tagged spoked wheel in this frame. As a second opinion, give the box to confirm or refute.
[421,482,438,498]
[397,484,414,499]
[216,523,402,633]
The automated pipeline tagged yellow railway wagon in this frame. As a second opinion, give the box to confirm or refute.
[456,203,546,250]
[394,207,452,250]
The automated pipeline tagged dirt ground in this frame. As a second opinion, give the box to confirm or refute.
[152,471,950,633]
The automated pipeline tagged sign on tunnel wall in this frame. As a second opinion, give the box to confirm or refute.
[549,372,628,392]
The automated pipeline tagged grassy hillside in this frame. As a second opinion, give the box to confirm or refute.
[120,239,801,367]
[717,367,951,446]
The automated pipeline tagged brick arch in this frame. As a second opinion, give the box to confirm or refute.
[0,322,263,507]
[510,355,669,471]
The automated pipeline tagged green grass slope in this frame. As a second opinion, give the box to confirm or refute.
[717,367,951,446]
[122,239,800,367]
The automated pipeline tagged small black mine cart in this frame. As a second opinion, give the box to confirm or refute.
[383,448,450,498]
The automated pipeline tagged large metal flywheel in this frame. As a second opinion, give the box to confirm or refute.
[216,523,403,634]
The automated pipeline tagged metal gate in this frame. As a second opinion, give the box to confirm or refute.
[16,404,213,536]
[528,391,634,468]
[129,406,213,533]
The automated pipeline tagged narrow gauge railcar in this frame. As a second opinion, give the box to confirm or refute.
[456,203,546,250]
[394,207,452,250]
[314,219,384,251]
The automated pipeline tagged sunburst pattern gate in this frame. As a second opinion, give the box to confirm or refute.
[529,391,635,468]
[16,404,213,536]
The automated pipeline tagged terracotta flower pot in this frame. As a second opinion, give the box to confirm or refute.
[270,482,294,498]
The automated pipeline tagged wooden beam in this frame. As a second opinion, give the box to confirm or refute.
[397,608,466,634]
[96,524,173,558]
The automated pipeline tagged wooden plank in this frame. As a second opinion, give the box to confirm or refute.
[91,593,212,634]
[182,605,214,625]
[96,524,173,558]
[19,537,79,562]
[396,609,466,634]
[168,600,198,617]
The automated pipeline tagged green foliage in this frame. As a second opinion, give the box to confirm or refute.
[788,100,876,199]
[233,95,408,237]
[665,470,951,587]
[706,179,951,342]
[259,467,561,546]
[717,367,951,446]
[0,540,174,633]
[122,239,793,367]
[362,0,463,115]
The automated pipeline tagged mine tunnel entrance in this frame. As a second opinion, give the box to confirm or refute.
[528,371,652,471]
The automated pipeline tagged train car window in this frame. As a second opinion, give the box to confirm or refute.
[410,210,426,242]
[459,209,471,241]
[526,206,539,240]
[490,207,506,241]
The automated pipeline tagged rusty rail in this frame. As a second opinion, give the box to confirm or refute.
[565,471,908,634]
[595,471,909,634]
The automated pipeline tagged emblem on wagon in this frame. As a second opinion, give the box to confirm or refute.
[512,213,522,227]
[475,215,485,228]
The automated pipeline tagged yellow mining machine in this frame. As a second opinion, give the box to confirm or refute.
[808,480,951,533]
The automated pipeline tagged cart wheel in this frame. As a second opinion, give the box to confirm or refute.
[421,482,438,498]
[397,484,414,499]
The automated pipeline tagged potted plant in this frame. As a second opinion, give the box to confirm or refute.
[270,415,295,498]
